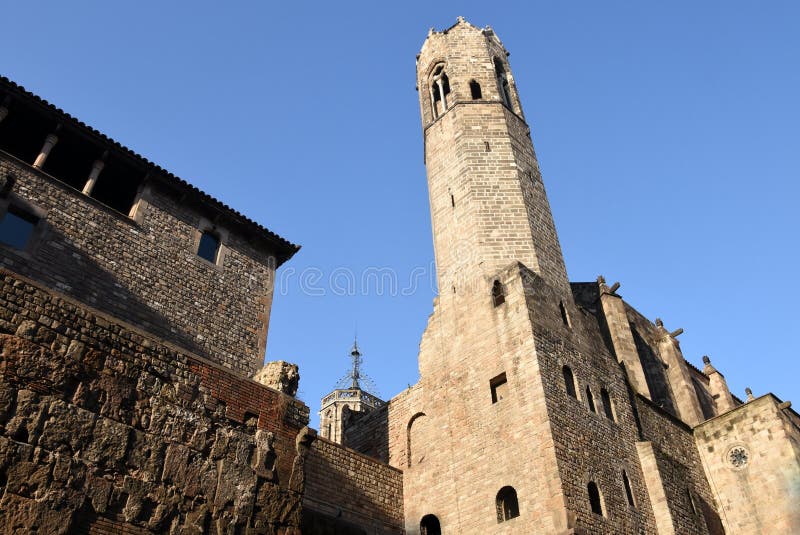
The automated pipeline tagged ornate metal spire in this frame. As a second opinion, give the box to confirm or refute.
[349,339,362,389]
[334,338,378,395]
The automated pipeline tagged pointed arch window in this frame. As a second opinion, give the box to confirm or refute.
[430,64,451,119]
[622,471,635,507]
[588,481,605,516]
[496,486,520,523]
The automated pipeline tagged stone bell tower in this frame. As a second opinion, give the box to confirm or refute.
[418,17,570,298]
[393,18,729,535]
[398,18,580,533]
[319,341,385,444]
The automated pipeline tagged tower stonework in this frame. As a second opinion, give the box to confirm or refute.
[419,19,570,299]
[334,18,800,535]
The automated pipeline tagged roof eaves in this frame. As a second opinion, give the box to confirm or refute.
[0,75,300,265]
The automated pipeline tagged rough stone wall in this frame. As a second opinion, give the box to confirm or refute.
[303,437,404,534]
[0,271,310,534]
[0,153,280,375]
[635,396,723,534]
[694,395,800,534]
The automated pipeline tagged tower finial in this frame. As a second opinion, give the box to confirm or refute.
[349,338,362,389]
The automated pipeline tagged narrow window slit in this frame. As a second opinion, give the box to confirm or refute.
[490,373,508,403]
[601,388,615,421]
[586,386,596,413]
[559,300,571,327]
[491,280,505,306]
[623,471,635,507]
[562,366,577,399]
[470,80,482,99]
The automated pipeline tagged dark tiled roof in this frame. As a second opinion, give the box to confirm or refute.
[0,75,300,265]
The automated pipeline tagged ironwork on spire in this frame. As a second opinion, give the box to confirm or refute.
[334,339,379,395]
[349,340,362,389]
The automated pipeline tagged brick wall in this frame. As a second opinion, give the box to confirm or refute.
[0,152,283,375]
[0,271,309,533]
[304,437,404,534]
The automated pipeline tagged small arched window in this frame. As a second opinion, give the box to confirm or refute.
[420,514,441,535]
[586,386,596,413]
[622,471,635,507]
[496,486,519,523]
[562,366,577,399]
[494,59,512,109]
[407,412,427,467]
[197,230,221,263]
[491,280,505,307]
[430,64,451,119]
[601,388,615,421]
[588,481,604,516]
[470,80,482,100]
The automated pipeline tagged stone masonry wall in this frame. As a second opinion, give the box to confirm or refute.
[694,395,800,534]
[525,273,657,534]
[303,437,404,534]
[341,404,389,463]
[1,152,280,375]
[0,271,311,534]
[418,21,570,297]
[626,306,678,416]
[635,396,724,534]
[392,263,570,534]
[340,383,426,468]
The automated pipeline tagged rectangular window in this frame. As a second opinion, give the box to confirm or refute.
[197,231,221,263]
[490,373,508,403]
[0,206,38,250]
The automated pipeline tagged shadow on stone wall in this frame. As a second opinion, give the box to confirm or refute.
[1,226,206,360]
[0,275,308,534]
[303,440,404,535]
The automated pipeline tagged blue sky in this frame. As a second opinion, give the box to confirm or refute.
[3,2,798,427]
